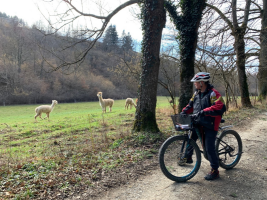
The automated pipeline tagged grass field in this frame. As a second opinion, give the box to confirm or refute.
[0,96,266,199]
[0,96,173,167]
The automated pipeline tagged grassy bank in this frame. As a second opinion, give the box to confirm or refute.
[0,97,266,199]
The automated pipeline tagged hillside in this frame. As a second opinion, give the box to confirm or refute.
[0,15,140,105]
[0,13,258,106]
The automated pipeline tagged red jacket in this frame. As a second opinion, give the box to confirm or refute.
[182,84,226,131]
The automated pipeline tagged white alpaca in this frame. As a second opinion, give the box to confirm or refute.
[34,100,58,122]
[125,98,137,110]
[97,92,114,113]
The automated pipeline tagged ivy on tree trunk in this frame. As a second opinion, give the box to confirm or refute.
[164,0,206,112]
[133,0,166,133]
[258,0,267,100]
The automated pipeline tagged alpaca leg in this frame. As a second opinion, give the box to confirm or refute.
[130,104,132,109]
[35,114,39,122]
[39,114,43,120]
[46,113,50,121]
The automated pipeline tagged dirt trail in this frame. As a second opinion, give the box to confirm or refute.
[93,113,267,200]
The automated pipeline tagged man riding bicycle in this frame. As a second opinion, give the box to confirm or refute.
[181,72,226,180]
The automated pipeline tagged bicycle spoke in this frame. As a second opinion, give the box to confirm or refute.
[216,130,242,169]
[159,135,201,182]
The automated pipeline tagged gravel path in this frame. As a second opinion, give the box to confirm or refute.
[94,113,267,200]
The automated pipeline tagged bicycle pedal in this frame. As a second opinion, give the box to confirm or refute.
[178,158,187,166]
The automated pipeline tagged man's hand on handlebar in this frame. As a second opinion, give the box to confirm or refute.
[180,112,187,118]
[191,110,204,120]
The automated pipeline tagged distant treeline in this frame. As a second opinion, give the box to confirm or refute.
[0,12,258,106]
[0,13,140,106]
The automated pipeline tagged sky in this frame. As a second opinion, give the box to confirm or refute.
[0,0,144,42]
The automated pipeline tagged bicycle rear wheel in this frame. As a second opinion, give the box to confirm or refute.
[159,135,201,182]
[216,130,242,169]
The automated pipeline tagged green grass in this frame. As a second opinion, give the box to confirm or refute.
[0,96,171,124]
[1,96,266,199]
[0,97,173,165]
[0,96,176,199]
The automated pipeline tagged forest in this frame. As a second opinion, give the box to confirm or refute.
[0,0,262,108]
[0,13,141,105]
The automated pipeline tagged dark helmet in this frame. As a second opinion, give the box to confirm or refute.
[190,72,210,82]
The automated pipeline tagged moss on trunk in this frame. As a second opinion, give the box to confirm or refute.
[164,0,206,112]
[258,0,267,100]
[133,0,166,133]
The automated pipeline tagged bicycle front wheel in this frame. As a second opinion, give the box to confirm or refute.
[159,135,201,182]
[216,130,242,169]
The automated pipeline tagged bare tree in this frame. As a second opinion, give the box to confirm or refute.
[37,0,140,70]
[38,0,168,132]
[205,0,257,107]
[158,42,181,114]
[258,0,267,100]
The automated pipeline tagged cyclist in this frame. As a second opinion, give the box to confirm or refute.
[181,72,226,180]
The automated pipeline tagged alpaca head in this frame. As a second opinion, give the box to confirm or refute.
[97,92,102,98]
[52,100,58,105]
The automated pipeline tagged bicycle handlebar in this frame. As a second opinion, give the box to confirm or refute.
[173,113,225,131]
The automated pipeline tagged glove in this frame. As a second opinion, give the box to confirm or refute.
[192,110,204,120]
[198,110,204,116]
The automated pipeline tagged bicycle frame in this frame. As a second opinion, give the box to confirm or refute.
[179,122,236,161]
[181,128,207,159]
[159,114,243,182]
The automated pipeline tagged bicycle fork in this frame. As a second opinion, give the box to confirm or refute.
[178,131,194,165]
[195,128,208,159]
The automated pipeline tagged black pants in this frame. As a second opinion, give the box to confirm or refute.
[188,126,219,170]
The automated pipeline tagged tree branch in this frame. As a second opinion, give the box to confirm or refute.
[197,46,235,57]
[38,0,141,71]
[206,3,234,31]
[232,0,238,29]
[63,0,140,20]
[242,0,252,28]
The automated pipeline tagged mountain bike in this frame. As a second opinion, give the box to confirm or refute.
[159,114,243,182]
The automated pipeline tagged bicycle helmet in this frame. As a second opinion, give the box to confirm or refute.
[190,72,210,82]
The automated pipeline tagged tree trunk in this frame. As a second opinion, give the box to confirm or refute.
[258,0,267,100]
[133,0,166,133]
[164,0,206,112]
[234,31,252,107]
[177,0,206,112]
[179,57,195,112]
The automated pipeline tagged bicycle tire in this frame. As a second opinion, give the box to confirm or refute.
[159,135,201,182]
[215,130,242,169]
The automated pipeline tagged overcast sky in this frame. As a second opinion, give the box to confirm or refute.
[0,0,144,41]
